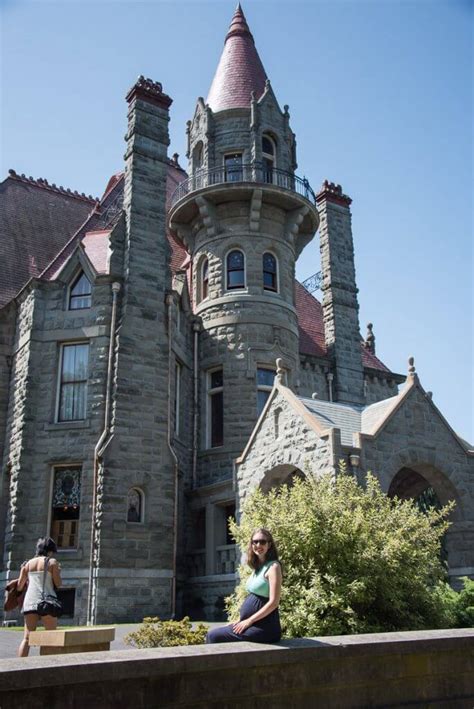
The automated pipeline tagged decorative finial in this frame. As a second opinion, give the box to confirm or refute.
[275,358,287,385]
[408,356,415,375]
[364,322,376,354]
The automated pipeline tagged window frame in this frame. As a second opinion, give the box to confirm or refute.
[126,487,145,524]
[68,271,92,311]
[49,464,82,551]
[223,152,243,182]
[55,341,90,423]
[225,249,246,291]
[262,252,279,293]
[201,257,209,302]
[256,366,276,417]
[206,367,224,449]
[262,134,277,183]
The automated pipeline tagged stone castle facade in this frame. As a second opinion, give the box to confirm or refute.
[1,6,473,623]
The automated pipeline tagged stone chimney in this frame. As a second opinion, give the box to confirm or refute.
[317,181,365,405]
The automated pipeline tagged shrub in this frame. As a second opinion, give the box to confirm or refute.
[227,469,455,637]
[124,616,209,648]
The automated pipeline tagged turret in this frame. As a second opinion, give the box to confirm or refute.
[169,5,319,485]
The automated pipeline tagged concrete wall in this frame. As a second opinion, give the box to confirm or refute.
[0,629,473,708]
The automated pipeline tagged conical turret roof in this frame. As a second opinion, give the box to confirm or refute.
[206,4,268,112]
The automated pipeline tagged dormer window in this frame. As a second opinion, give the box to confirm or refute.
[69,272,91,310]
[262,135,276,183]
[226,250,245,290]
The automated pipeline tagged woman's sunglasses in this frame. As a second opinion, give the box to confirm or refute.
[251,539,269,546]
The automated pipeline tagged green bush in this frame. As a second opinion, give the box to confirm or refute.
[124,616,209,648]
[434,577,474,628]
[227,469,456,637]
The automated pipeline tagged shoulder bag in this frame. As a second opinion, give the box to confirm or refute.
[37,558,62,617]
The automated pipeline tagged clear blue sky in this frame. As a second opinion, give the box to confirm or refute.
[1,0,472,440]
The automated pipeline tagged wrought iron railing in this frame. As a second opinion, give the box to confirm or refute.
[170,163,316,207]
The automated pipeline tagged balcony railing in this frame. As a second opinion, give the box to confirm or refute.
[170,163,316,207]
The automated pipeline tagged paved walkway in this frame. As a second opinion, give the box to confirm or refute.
[0,622,221,659]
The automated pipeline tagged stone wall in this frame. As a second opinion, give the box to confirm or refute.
[1,629,472,708]
[358,383,474,578]
[236,388,336,510]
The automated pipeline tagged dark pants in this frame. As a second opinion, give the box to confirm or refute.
[206,592,281,644]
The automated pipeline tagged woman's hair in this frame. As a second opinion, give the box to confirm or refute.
[246,527,279,571]
[35,537,57,557]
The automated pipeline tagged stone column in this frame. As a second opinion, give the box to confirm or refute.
[317,181,365,405]
[205,503,215,576]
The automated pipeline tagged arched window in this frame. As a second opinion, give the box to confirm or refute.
[262,134,276,183]
[201,258,209,300]
[263,252,278,292]
[69,271,91,310]
[226,250,245,290]
[127,488,144,523]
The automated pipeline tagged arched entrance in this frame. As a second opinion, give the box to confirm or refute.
[387,462,463,574]
[259,464,305,494]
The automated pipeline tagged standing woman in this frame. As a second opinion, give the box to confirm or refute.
[206,528,282,644]
[16,537,62,657]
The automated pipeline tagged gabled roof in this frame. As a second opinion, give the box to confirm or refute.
[0,171,97,307]
[206,4,268,112]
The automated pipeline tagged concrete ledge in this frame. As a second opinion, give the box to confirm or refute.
[0,629,473,708]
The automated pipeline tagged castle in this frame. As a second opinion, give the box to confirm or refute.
[1,5,473,623]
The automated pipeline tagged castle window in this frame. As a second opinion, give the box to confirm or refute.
[57,343,89,421]
[207,368,223,448]
[69,272,91,310]
[262,135,276,183]
[50,466,81,549]
[224,153,243,182]
[226,250,245,290]
[263,253,278,292]
[127,488,144,523]
[174,360,182,437]
[202,258,209,300]
[257,367,276,416]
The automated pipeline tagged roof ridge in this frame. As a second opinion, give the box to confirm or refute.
[7,169,98,203]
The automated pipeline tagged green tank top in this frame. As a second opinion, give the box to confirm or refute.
[245,561,278,598]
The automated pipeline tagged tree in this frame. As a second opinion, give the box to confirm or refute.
[227,469,454,637]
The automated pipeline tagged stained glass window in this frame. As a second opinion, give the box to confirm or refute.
[51,466,81,549]
[263,253,277,291]
[226,250,245,290]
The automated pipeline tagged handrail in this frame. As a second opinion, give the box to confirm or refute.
[170,163,316,207]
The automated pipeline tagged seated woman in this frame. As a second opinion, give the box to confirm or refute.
[206,527,282,644]
[16,537,62,657]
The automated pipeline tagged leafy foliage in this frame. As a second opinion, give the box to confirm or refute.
[124,616,209,648]
[227,468,457,637]
[433,578,474,628]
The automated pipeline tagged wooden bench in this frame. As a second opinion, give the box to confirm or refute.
[28,627,115,655]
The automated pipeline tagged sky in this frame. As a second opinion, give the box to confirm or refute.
[1,0,473,440]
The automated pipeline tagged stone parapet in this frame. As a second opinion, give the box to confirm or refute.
[0,629,472,708]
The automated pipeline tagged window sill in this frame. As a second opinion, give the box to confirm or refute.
[45,420,90,431]
[57,548,83,560]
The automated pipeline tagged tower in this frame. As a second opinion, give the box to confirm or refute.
[169,5,319,488]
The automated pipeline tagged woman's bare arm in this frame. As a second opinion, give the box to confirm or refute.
[16,563,29,593]
[49,559,62,588]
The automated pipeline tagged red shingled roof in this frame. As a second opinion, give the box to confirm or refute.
[206,4,268,112]
[0,172,97,308]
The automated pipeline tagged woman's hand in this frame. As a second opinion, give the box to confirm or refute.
[232,618,252,634]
